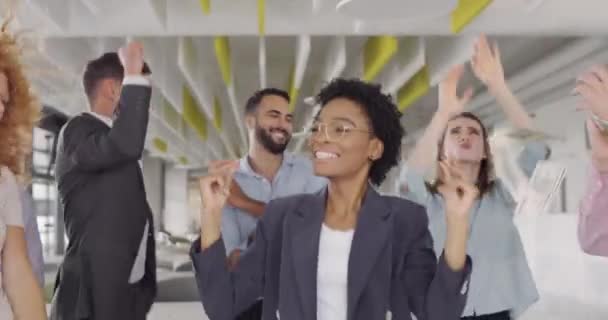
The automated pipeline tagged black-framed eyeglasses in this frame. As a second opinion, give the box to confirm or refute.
[308,121,373,142]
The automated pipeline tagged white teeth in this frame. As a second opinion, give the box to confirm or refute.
[272,132,286,139]
[315,151,338,159]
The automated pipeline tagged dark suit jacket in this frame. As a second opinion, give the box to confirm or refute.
[50,85,157,320]
[191,186,472,320]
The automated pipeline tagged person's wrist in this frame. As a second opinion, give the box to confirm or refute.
[200,207,221,229]
[125,70,143,77]
[436,109,454,120]
[200,215,221,249]
[487,80,508,96]
[446,215,469,231]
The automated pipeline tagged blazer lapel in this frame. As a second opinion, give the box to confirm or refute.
[347,186,391,319]
[291,189,326,320]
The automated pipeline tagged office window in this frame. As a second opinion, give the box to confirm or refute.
[31,127,60,255]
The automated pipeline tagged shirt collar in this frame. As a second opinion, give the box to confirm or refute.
[238,152,296,178]
[86,111,113,128]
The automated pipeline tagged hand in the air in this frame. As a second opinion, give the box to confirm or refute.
[118,41,145,76]
[470,34,506,92]
[574,65,608,121]
[438,64,474,118]
[208,160,247,208]
[198,161,239,229]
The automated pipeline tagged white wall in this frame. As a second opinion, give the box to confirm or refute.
[516,212,608,319]
[142,154,164,232]
[522,96,589,213]
[163,167,194,237]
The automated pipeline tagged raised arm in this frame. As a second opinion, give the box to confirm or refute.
[407,65,473,177]
[403,162,477,320]
[571,66,608,256]
[63,42,151,172]
[208,160,267,218]
[471,34,534,131]
[192,161,267,320]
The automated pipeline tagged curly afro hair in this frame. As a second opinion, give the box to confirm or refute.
[314,78,404,186]
[0,21,40,182]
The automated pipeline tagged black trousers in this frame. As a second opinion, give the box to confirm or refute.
[235,300,263,320]
[462,311,511,320]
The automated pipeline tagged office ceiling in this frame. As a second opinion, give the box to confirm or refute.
[3,0,607,168]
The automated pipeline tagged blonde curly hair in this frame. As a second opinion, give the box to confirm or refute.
[0,20,41,183]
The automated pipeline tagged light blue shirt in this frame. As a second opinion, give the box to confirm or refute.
[403,141,549,318]
[221,152,327,255]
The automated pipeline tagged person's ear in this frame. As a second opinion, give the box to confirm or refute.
[245,114,256,130]
[368,138,384,161]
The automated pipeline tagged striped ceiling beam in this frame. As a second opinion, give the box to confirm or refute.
[199,0,210,15]
[214,36,248,155]
[288,35,311,112]
[177,37,237,158]
[292,36,347,153]
[451,0,493,33]
[362,36,398,82]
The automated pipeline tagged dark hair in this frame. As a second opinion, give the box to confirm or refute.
[244,88,290,115]
[82,52,151,103]
[314,78,404,186]
[430,111,495,195]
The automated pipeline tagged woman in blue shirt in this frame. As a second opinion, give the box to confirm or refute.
[405,35,547,320]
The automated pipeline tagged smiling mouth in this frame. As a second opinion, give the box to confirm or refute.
[314,151,339,160]
[272,132,285,139]
[270,129,289,139]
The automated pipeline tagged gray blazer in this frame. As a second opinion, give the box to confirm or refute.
[191,186,472,320]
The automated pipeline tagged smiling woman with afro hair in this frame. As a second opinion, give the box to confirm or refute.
[193,77,479,320]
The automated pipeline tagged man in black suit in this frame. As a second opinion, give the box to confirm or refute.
[50,42,156,320]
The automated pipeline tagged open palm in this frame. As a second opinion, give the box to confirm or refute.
[470,34,505,90]
[575,65,608,121]
[439,64,474,118]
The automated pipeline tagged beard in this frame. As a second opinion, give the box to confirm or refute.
[255,124,291,155]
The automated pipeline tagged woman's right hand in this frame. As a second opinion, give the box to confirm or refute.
[438,64,474,118]
[199,161,238,248]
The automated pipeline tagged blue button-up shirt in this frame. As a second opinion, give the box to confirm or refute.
[221,152,327,254]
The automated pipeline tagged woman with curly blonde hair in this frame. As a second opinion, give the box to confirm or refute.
[0,20,47,320]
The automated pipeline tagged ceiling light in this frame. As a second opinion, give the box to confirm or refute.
[336,0,459,20]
